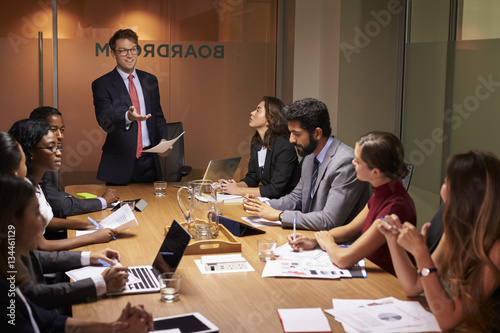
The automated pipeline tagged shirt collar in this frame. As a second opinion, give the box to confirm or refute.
[315,136,334,164]
[116,67,137,81]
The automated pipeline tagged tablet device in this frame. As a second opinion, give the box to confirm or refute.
[153,312,219,333]
[219,216,265,236]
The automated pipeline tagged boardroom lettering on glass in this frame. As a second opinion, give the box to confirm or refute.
[95,43,224,59]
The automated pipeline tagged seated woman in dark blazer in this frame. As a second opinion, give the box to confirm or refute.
[219,96,300,198]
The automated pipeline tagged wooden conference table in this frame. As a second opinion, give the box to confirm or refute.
[67,183,434,333]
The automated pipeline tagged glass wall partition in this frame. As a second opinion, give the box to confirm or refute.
[1,0,279,185]
[402,0,500,223]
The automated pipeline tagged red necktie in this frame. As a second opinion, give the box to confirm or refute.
[128,74,143,159]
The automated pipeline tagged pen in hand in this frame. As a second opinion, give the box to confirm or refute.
[293,217,297,242]
[97,258,113,267]
[88,217,117,240]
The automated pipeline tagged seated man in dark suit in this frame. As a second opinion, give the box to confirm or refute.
[243,98,371,231]
[21,248,129,315]
[30,107,119,218]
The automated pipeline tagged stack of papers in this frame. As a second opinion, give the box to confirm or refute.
[262,244,366,279]
[277,308,331,333]
[76,204,138,236]
[325,297,441,333]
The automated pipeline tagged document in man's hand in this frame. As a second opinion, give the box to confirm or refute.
[141,131,184,153]
[277,308,332,333]
[76,204,138,236]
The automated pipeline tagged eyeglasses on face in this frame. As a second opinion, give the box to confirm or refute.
[33,145,63,153]
[114,47,140,56]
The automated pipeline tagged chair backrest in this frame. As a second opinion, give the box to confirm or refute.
[402,163,414,191]
[160,122,186,182]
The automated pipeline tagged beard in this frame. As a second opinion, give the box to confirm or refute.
[295,135,318,157]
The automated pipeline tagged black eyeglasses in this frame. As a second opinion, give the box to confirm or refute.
[114,47,140,56]
[33,145,63,153]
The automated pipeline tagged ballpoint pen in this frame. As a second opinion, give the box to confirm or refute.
[97,259,113,267]
[293,217,297,242]
[88,217,117,240]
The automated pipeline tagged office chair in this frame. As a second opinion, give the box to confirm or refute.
[160,122,192,182]
[402,163,414,191]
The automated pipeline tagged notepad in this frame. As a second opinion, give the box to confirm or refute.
[76,192,97,199]
[277,308,331,332]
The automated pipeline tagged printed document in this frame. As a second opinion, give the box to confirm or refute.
[262,243,366,279]
[142,132,184,153]
[325,297,441,333]
[76,204,138,236]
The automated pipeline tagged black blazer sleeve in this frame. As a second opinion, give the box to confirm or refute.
[241,137,300,199]
[40,172,102,218]
[35,250,84,273]
[20,251,98,310]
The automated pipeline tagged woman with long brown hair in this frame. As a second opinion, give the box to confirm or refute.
[379,150,500,332]
[219,96,300,198]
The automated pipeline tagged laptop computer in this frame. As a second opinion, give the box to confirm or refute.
[174,157,242,187]
[111,219,192,295]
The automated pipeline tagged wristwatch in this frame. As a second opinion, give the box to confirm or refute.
[418,267,437,277]
[278,211,284,222]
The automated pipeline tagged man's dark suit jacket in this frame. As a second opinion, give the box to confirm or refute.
[40,171,102,218]
[92,68,168,184]
[20,250,98,310]
[240,136,300,198]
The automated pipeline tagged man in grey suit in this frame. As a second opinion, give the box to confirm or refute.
[244,98,370,230]
[20,248,128,314]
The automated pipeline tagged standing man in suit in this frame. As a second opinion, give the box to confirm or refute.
[243,98,371,230]
[92,29,170,185]
[30,107,119,218]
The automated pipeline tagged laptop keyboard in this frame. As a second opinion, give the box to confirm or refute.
[129,267,159,290]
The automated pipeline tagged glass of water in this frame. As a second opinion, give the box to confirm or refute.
[154,181,167,196]
[257,239,277,261]
[158,272,181,302]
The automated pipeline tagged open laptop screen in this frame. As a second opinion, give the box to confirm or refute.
[203,157,241,181]
[152,220,192,274]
